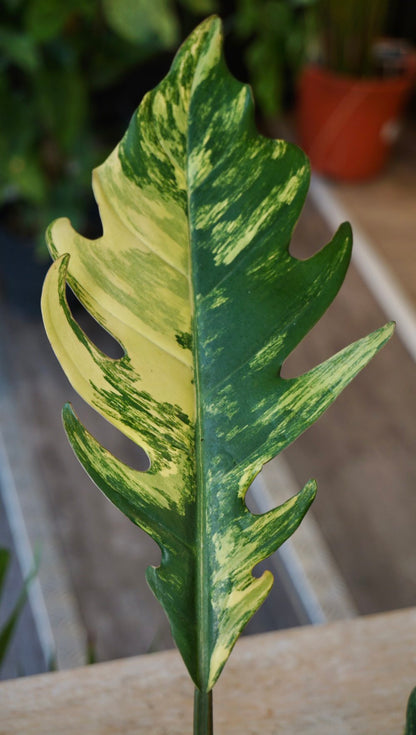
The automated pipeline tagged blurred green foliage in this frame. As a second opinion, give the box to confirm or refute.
[316,0,390,76]
[234,0,317,117]
[1,0,318,252]
[0,0,217,251]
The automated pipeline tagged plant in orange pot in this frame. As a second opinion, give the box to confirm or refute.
[297,0,416,180]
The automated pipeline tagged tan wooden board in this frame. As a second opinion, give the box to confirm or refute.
[1,608,415,734]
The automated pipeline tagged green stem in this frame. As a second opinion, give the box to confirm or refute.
[193,688,213,735]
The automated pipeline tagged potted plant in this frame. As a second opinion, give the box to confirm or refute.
[39,16,397,733]
[296,0,416,180]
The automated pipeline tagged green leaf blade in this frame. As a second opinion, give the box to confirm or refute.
[405,687,416,735]
[41,16,394,692]
[0,548,38,666]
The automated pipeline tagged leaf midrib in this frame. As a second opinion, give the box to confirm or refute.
[187,58,211,693]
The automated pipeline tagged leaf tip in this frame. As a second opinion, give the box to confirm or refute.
[305,477,318,499]
[62,401,76,426]
[375,320,396,347]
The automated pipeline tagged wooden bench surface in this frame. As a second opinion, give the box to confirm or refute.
[1,607,415,734]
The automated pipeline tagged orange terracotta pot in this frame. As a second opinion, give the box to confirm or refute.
[296,59,416,181]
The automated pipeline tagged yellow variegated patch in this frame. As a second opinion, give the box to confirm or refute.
[41,16,394,693]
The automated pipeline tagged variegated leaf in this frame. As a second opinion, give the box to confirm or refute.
[41,16,394,692]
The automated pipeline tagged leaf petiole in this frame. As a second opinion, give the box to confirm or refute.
[194,688,213,735]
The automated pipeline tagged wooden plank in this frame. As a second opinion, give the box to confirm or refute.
[284,197,416,617]
[0,307,86,672]
[1,608,415,734]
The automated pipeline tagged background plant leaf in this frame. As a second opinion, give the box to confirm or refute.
[405,687,416,735]
[0,548,38,666]
[41,17,394,692]
[102,0,180,48]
